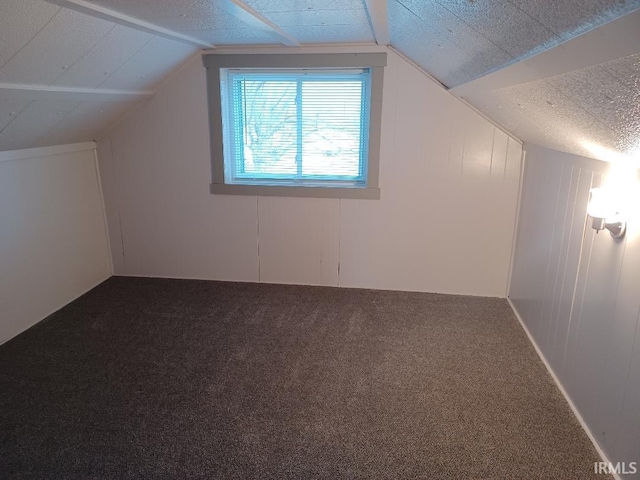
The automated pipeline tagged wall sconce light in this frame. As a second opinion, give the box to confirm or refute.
[587,188,626,238]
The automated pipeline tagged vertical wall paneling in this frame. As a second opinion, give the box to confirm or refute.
[0,143,111,344]
[509,143,640,477]
[96,137,125,272]
[257,197,340,286]
[97,48,523,296]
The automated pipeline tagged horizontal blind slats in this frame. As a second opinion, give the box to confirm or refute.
[223,68,370,184]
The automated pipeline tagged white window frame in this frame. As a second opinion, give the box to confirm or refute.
[203,53,386,199]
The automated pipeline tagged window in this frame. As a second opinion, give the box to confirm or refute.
[203,53,386,199]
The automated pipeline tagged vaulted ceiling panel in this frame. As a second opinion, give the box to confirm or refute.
[0,100,80,151]
[512,0,640,40]
[466,52,640,160]
[388,0,475,87]
[283,24,374,43]
[98,37,195,91]
[86,0,284,45]
[0,0,638,159]
[0,99,32,135]
[53,25,154,88]
[546,58,639,132]
[242,0,375,43]
[0,9,115,85]
[242,0,367,13]
[190,28,282,45]
[101,0,247,30]
[422,0,558,60]
[390,0,640,88]
[32,100,137,148]
[0,0,61,68]
[390,0,516,86]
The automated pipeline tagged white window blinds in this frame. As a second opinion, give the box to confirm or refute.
[220,68,371,186]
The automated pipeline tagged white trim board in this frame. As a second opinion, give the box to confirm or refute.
[0,142,97,163]
[507,298,621,480]
[0,83,153,102]
[93,148,114,275]
[363,0,390,45]
[45,0,214,48]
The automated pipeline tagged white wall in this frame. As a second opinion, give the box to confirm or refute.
[510,144,640,477]
[97,48,522,296]
[0,143,112,344]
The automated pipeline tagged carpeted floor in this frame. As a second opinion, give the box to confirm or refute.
[0,277,607,479]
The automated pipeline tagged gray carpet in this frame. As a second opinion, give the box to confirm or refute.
[0,277,607,479]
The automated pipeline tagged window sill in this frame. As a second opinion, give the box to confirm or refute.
[210,183,380,199]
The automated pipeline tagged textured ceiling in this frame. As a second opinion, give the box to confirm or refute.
[465,53,640,161]
[389,0,640,88]
[87,0,281,44]
[0,0,196,152]
[0,0,639,162]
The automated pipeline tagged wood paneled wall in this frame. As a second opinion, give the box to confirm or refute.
[97,48,522,296]
[510,144,640,477]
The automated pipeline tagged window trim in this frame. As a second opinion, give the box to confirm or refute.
[203,53,386,199]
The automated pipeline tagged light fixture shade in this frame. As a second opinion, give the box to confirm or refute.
[586,187,627,238]
[587,188,619,221]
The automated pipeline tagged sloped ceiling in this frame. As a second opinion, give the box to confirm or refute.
[0,0,639,162]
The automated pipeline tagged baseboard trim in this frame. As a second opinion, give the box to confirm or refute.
[0,274,112,346]
[507,298,621,480]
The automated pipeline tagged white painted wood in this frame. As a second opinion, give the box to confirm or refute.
[97,48,522,296]
[95,137,125,273]
[216,0,300,47]
[97,56,259,281]
[0,83,152,103]
[451,9,640,97]
[45,0,215,48]
[363,0,390,45]
[257,197,340,286]
[0,141,96,162]
[209,45,387,55]
[508,299,623,480]
[509,143,640,476]
[0,146,111,344]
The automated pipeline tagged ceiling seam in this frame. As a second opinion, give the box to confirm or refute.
[29,101,83,148]
[0,101,35,137]
[50,24,118,87]
[94,34,158,90]
[217,0,301,47]
[399,0,512,60]
[0,7,62,72]
[542,78,625,136]
[43,0,215,48]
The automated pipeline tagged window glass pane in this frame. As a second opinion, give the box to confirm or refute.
[225,69,370,184]
[235,78,297,177]
[301,80,363,178]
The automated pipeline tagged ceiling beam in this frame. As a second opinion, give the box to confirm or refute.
[364,0,390,45]
[45,0,215,48]
[0,83,153,102]
[216,0,301,47]
[451,9,640,98]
